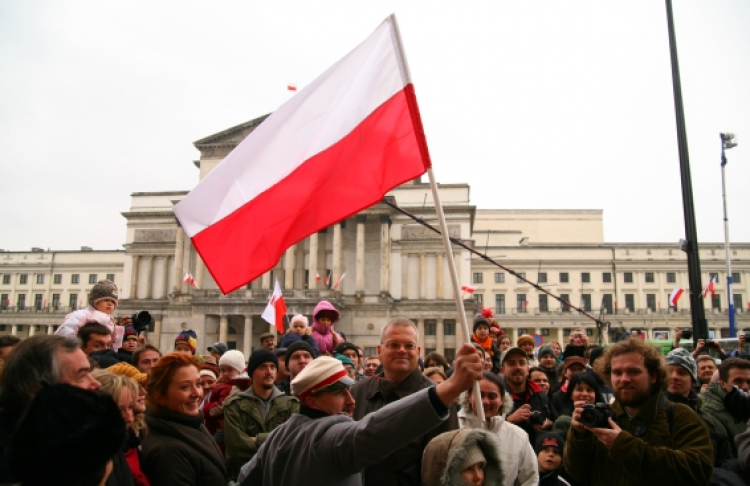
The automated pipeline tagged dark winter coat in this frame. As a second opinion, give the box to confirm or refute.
[141,406,227,486]
[106,450,135,486]
[509,379,558,444]
[702,380,749,455]
[350,367,458,486]
[565,391,714,486]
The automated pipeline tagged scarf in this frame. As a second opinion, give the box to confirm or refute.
[472,334,495,356]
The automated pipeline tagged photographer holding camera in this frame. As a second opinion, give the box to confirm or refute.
[565,338,713,486]
[702,357,750,457]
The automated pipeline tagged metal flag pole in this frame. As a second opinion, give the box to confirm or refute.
[426,167,485,423]
[720,133,737,336]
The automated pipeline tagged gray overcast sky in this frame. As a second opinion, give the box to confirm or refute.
[1,1,748,252]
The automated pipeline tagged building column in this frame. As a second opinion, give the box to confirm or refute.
[244,315,253,356]
[401,253,409,299]
[554,327,564,346]
[145,255,155,299]
[308,233,319,289]
[284,245,296,289]
[511,327,519,347]
[11,325,18,336]
[417,318,425,357]
[162,257,171,298]
[219,315,229,344]
[332,223,343,286]
[261,271,271,289]
[419,253,426,299]
[195,258,205,290]
[355,215,367,293]
[173,227,185,293]
[47,325,54,335]
[380,215,391,293]
[437,253,444,299]
[28,325,36,337]
[152,317,162,349]
[129,255,140,299]
[436,318,445,355]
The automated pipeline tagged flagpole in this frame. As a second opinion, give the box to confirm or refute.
[426,167,485,422]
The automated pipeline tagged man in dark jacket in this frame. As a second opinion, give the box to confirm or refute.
[503,347,556,445]
[664,348,733,466]
[539,346,561,393]
[565,338,713,486]
[351,318,458,486]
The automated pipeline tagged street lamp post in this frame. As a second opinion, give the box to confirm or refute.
[720,132,737,336]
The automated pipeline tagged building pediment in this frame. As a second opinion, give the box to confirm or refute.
[193,114,270,157]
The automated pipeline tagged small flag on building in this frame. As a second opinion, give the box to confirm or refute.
[324,271,331,287]
[315,273,322,282]
[261,279,287,334]
[669,288,684,307]
[701,277,717,298]
[333,272,346,291]
[461,285,476,294]
[184,272,199,289]
[287,83,297,91]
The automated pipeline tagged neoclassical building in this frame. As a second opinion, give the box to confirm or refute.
[2,115,748,358]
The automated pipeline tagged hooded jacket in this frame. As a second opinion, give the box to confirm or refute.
[421,428,505,486]
[310,301,342,355]
[457,391,538,486]
[564,391,714,486]
[223,385,299,479]
[701,380,748,454]
[56,306,125,351]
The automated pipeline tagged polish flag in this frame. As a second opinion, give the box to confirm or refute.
[461,285,476,294]
[174,15,431,294]
[261,280,287,334]
[669,288,684,307]
[287,83,297,91]
[184,272,199,289]
[315,273,322,282]
[324,271,331,287]
[702,277,717,298]
[333,272,346,290]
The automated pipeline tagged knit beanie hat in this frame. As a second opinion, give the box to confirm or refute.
[285,341,316,366]
[538,346,555,359]
[473,316,491,333]
[517,334,535,348]
[535,432,566,455]
[334,342,359,357]
[666,348,698,384]
[459,443,486,471]
[219,349,246,374]
[588,346,605,367]
[107,362,148,385]
[123,326,138,342]
[199,367,217,381]
[9,384,126,486]
[88,280,118,308]
[175,330,198,354]
[247,348,278,377]
[290,314,309,327]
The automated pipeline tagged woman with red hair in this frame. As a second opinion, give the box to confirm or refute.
[141,353,227,486]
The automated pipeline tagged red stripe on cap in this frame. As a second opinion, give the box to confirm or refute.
[298,369,348,401]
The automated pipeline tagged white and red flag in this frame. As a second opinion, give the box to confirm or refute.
[184,272,199,289]
[333,272,346,291]
[315,273,322,282]
[669,288,684,307]
[261,280,287,334]
[324,271,331,287]
[287,83,297,92]
[174,15,431,294]
[461,285,476,294]
[702,277,717,298]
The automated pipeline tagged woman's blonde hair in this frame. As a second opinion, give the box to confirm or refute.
[92,369,145,434]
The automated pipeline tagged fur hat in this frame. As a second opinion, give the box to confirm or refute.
[9,384,126,486]
[107,361,148,385]
[473,316,491,333]
[292,356,356,400]
[88,280,118,308]
[246,349,277,377]
[285,341,315,366]
[207,342,228,356]
[666,348,698,384]
[535,432,566,454]
[123,326,138,341]
[517,334,535,348]
[219,349,246,374]
[175,330,197,354]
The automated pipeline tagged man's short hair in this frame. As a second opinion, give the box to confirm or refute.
[379,317,419,343]
[366,355,381,362]
[594,337,667,392]
[77,323,111,346]
[719,357,750,382]
[131,344,162,366]
[696,355,716,365]
[0,335,80,417]
[0,335,21,349]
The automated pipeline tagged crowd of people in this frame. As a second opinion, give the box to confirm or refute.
[0,280,750,485]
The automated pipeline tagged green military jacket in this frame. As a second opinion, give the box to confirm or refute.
[564,390,713,486]
[701,380,748,454]
[223,386,299,479]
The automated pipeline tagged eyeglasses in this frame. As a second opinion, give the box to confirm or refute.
[383,342,418,352]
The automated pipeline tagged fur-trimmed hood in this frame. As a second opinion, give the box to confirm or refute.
[422,428,505,486]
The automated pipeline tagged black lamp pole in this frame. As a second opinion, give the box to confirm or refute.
[665,0,708,341]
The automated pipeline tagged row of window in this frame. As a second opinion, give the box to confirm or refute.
[0,274,115,285]
[1,293,84,310]
[473,271,742,285]
[475,292,745,314]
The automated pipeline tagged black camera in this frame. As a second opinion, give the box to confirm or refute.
[130,311,153,333]
[707,340,719,349]
[724,386,750,422]
[529,411,546,426]
[681,329,692,340]
[580,403,615,429]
